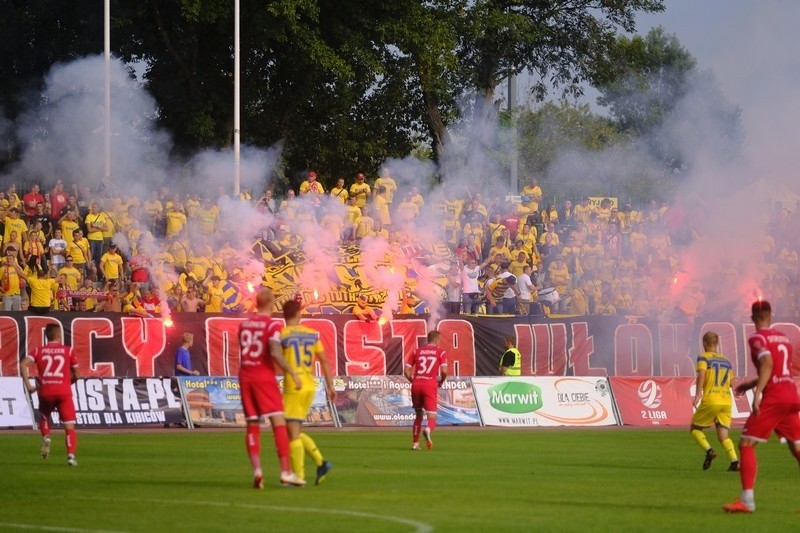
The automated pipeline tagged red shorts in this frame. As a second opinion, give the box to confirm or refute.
[742,400,800,442]
[240,379,283,421]
[411,383,439,413]
[39,393,77,424]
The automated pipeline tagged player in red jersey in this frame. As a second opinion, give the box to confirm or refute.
[724,300,800,513]
[404,330,448,450]
[20,323,80,466]
[238,288,305,488]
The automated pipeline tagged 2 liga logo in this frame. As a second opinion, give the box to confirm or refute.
[637,380,663,409]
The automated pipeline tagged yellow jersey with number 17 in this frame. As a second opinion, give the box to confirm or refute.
[696,351,733,405]
[281,324,324,392]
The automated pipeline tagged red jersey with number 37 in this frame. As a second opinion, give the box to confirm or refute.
[406,344,447,385]
[27,342,77,397]
[748,327,800,405]
[238,315,283,382]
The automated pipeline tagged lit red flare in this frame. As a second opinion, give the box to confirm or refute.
[163,317,174,328]
[313,289,319,301]
[246,282,255,293]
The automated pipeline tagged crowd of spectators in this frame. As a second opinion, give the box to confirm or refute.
[1,172,798,320]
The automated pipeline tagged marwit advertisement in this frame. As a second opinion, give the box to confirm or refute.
[472,377,618,427]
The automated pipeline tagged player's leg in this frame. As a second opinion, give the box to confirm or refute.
[715,407,738,471]
[690,405,716,469]
[724,408,772,513]
[286,419,305,480]
[411,385,423,450]
[57,395,78,466]
[37,398,53,459]
[268,413,305,487]
[422,388,438,450]
[241,382,264,488]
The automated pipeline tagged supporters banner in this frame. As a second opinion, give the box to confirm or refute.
[332,376,479,427]
[3,312,800,379]
[28,377,185,428]
[177,376,335,428]
[0,377,34,429]
[471,377,618,427]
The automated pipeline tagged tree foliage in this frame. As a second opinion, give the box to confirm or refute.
[0,0,668,185]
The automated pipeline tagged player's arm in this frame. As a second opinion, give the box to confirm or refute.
[752,353,773,415]
[269,337,302,390]
[71,363,80,383]
[403,357,415,381]
[734,378,758,395]
[499,350,513,376]
[439,364,448,387]
[20,356,37,393]
[315,348,336,402]
[693,368,705,408]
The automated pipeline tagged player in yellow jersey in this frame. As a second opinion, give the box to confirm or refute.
[280,299,336,485]
[690,331,739,471]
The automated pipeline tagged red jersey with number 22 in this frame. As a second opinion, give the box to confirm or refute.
[238,315,283,382]
[407,345,447,386]
[27,343,77,397]
[749,327,800,405]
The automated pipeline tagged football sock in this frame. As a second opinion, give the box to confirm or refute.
[65,428,77,455]
[39,417,50,438]
[739,445,757,490]
[721,438,737,461]
[426,418,437,433]
[299,432,323,467]
[412,417,422,444]
[272,424,292,473]
[691,429,710,451]
[290,439,305,479]
[246,424,261,472]
[741,489,755,509]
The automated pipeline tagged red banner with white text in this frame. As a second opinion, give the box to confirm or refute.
[3,313,800,380]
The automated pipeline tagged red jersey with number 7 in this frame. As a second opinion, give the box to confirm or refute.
[406,344,447,385]
[238,315,283,382]
[748,327,800,405]
[27,342,77,397]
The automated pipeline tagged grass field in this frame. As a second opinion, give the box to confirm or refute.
[2,427,799,532]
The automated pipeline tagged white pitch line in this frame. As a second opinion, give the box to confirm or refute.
[84,495,434,533]
[0,523,126,533]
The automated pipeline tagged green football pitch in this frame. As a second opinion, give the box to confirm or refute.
[3,427,799,532]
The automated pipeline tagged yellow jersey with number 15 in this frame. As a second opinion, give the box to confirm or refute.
[281,324,324,392]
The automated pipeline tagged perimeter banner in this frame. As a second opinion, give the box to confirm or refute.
[28,377,185,428]
[332,375,479,427]
[609,377,784,427]
[177,376,336,428]
[0,377,34,428]
[471,376,617,427]
[4,312,800,379]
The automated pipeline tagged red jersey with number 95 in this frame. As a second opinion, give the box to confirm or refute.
[407,344,447,385]
[27,343,77,397]
[238,315,283,382]
[749,327,800,405]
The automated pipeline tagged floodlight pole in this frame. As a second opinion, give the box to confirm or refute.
[104,0,111,184]
[233,0,241,197]
[508,72,518,194]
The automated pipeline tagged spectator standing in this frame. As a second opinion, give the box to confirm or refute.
[2,247,24,310]
[444,263,461,314]
[329,178,349,205]
[460,256,482,314]
[373,167,397,206]
[22,184,45,219]
[175,333,200,376]
[48,228,68,272]
[349,173,371,208]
